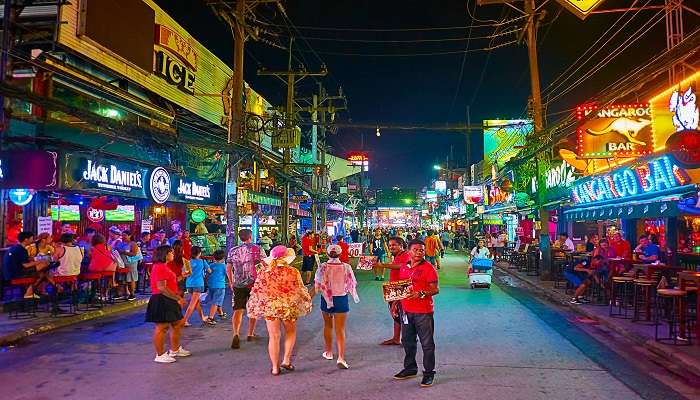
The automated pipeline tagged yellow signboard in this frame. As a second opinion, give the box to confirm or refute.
[555,0,605,20]
[56,0,271,129]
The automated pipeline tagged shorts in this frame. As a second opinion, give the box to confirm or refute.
[208,287,226,307]
[302,256,315,272]
[425,255,437,264]
[320,294,350,313]
[232,287,252,310]
[564,270,591,287]
[125,262,139,283]
[187,286,205,293]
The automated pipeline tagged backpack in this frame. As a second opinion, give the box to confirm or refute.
[231,244,260,288]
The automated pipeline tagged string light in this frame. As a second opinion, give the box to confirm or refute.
[376,127,381,137]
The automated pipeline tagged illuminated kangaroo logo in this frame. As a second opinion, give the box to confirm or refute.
[669,86,699,132]
[586,118,651,145]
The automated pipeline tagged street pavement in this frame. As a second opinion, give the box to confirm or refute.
[0,252,688,400]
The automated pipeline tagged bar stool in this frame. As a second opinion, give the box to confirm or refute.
[100,271,116,303]
[50,275,79,316]
[4,277,39,319]
[113,267,130,303]
[609,276,634,318]
[632,278,657,324]
[78,272,104,310]
[552,257,569,289]
[655,288,692,345]
[526,252,540,277]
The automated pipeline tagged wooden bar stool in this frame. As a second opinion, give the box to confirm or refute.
[609,276,634,319]
[632,279,657,324]
[4,277,39,319]
[655,288,692,345]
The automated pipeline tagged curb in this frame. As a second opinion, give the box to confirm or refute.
[0,299,148,347]
[495,266,700,378]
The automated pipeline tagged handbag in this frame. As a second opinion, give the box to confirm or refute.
[111,249,125,268]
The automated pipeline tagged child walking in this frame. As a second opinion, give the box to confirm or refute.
[205,250,227,325]
[183,246,208,327]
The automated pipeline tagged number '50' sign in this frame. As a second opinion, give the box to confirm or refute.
[348,243,364,258]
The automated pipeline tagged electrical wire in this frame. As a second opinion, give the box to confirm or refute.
[297,40,518,57]
[542,0,647,97]
[275,28,520,43]
[447,0,478,116]
[545,8,666,105]
[254,15,529,32]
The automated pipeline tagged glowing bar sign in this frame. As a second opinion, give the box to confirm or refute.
[571,155,691,205]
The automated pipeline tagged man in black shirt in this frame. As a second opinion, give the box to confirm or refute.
[2,231,48,298]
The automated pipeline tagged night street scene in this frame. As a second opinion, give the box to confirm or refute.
[1,1,700,399]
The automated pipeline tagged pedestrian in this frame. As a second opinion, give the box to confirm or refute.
[206,249,228,324]
[301,231,318,285]
[167,240,191,296]
[145,245,190,363]
[247,245,312,375]
[439,230,450,257]
[393,239,439,388]
[309,244,359,369]
[377,236,410,346]
[494,231,506,261]
[370,228,389,280]
[183,246,208,326]
[336,235,350,263]
[117,230,142,301]
[226,228,266,349]
[424,230,440,269]
[259,232,273,253]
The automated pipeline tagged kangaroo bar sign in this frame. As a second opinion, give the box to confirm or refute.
[577,104,654,159]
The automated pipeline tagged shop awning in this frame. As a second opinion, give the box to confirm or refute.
[564,196,682,221]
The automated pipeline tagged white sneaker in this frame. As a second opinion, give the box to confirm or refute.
[169,346,192,357]
[154,353,177,363]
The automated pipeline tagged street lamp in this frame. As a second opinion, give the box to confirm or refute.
[433,165,442,170]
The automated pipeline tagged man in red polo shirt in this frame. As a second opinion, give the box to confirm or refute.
[378,236,410,346]
[392,239,439,388]
[301,231,318,284]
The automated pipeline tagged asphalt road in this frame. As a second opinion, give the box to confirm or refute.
[0,252,689,400]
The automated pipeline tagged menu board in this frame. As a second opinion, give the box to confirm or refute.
[382,279,412,302]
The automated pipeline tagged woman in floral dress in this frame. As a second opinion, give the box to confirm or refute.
[247,245,311,375]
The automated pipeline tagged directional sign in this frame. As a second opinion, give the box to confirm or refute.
[555,0,605,20]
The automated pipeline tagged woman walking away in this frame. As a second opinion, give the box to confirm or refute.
[145,245,191,363]
[183,246,208,327]
[309,245,359,369]
[247,245,312,375]
[118,231,142,301]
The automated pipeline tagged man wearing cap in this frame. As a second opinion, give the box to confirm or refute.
[226,228,266,349]
[107,226,123,250]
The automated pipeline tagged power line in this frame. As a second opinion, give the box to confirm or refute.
[254,16,528,32]
[275,28,520,43]
[298,40,518,57]
[448,0,479,115]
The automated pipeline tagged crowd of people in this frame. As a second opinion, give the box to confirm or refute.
[144,226,441,388]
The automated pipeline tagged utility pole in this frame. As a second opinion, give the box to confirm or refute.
[258,39,327,244]
[208,1,261,251]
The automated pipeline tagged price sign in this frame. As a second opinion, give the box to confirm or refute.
[37,216,52,236]
[348,243,364,258]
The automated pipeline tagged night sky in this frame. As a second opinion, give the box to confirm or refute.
[155,0,679,188]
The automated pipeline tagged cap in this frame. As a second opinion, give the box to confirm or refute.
[327,244,342,255]
[108,226,122,235]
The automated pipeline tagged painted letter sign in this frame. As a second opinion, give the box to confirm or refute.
[571,155,691,205]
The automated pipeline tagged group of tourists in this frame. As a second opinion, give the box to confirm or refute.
[145,226,440,388]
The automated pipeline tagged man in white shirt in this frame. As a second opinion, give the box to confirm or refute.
[558,233,575,251]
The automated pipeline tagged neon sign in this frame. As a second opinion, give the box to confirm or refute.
[571,155,691,205]
[577,104,654,158]
[487,186,512,205]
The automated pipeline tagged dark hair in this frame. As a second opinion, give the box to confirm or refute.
[427,230,435,236]
[239,228,252,242]
[91,234,106,246]
[388,236,405,248]
[17,231,33,243]
[122,230,133,241]
[336,235,344,241]
[85,227,96,235]
[599,238,609,245]
[191,246,202,258]
[154,245,173,263]
[559,232,569,238]
[407,239,425,249]
[328,250,340,258]
[60,233,75,244]
[172,240,184,266]
[142,231,151,238]
[213,249,225,261]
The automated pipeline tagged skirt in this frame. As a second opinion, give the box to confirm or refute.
[145,294,183,323]
[320,294,350,314]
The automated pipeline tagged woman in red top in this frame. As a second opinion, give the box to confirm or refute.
[167,240,190,295]
[610,232,632,259]
[145,245,190,364]
[182,231,192,260]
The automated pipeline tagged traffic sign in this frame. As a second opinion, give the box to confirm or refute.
[555,0,605,20]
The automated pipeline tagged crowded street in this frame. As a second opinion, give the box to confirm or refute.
[0,251,692,399]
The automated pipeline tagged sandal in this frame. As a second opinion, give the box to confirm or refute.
[281,363,295,371]
[322,351,333,360]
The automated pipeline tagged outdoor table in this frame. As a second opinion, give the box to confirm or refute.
[678,271,700,343]
[609,258,633,276]
[630,263,683,280]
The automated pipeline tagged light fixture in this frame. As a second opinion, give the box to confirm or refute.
[376,127,381,137]
[153,205,165,215]
[433,165,442,170]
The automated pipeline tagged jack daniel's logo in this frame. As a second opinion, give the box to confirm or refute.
[82,160,142,191]
[177,179,211,200]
